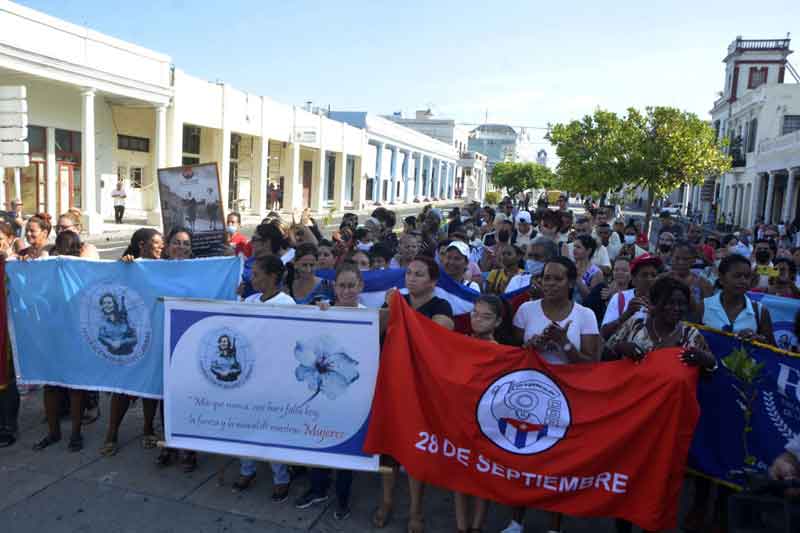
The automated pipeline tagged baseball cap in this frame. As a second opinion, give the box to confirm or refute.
[516,211,532,225]
[629,253,663,274]
[446,241,470,260]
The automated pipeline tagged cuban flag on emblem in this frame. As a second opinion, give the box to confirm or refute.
[499,418,548,449]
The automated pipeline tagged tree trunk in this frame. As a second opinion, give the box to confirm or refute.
[644,186,655,239]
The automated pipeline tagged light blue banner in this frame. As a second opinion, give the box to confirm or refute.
[748,292,800,352]
[7,257,241,398]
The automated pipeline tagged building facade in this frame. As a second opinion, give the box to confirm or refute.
[467,124,519,175]
[0,1,461,234]
[704,36,800,227]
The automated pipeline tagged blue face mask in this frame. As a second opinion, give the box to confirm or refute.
[525,259,544,276]
[226,225,237,235]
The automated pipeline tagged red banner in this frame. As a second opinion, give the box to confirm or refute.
[365,293,700,531]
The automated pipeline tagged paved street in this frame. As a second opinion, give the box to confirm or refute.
[0,392,697,533]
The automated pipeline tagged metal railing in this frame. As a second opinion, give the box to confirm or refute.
[729,38,791,53]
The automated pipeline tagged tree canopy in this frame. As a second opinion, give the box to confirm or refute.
[490,162,556,199]
[546,106,731,229]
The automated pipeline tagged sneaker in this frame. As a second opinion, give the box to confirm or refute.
[333,501,351,521]
[294,490,328,509]
[500,520,523,533]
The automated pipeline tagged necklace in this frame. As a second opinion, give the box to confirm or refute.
[649,317,679,345]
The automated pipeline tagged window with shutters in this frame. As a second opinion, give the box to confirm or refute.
[747,67,768,89]
[746,119,758,153]
[782,115,800,135]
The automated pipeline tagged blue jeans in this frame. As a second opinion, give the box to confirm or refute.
[309,468,353,504]
[239,459,290,485]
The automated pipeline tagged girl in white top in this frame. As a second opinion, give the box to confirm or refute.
[513,257,600,364]
[237,254,294,501]
[510,256,599,533]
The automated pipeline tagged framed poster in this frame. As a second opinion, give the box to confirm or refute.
[157,163,226,257]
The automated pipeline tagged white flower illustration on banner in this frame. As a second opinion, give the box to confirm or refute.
[294,335,359,406]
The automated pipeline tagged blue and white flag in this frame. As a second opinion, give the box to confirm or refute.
[7,257,241,398]
[748,292,800,352]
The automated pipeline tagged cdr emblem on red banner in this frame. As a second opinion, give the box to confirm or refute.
[477,370,571,455]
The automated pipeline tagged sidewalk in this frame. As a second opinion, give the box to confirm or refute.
[85,200,466,245]
[0,391,684,533]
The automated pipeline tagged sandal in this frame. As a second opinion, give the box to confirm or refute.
[232,473,256,493]
[181,451,198,473]
[67,434,83,452]
[407,514,424,533]
[100,441,118,457]
[372,501,393,528]
[32,433,61,451]
[141,434,158,449]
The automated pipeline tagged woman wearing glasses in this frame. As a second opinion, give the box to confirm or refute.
[53,210,99,259]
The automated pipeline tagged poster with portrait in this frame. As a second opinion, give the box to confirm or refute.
[162,298,381,471]
[157,163,226,257]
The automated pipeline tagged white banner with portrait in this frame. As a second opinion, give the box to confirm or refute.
[162,298,381,471]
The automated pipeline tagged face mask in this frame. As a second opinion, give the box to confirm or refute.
[659,244,672,254]
[226,225,237,235]
[755,250,771,263]
[525,259,544,276]
[356,242,373,252]
[624,235,636,245]
[466,229,475,239]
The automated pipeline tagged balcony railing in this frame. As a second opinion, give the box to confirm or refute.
[728,38,791,54]
[732,154,747,168]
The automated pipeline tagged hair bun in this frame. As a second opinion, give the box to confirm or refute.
[35,212,52,223]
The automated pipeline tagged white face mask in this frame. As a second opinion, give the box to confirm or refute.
[624,235,636,245]
[356,242,373,252]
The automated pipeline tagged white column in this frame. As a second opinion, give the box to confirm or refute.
[45,127,56,219]
[147,104,167,226]
[449,163,455,199]
[414,154,422,199]
[80,88,101,234]
[220,129,232,214]
[432,159,440,199]
[782,169,796,224]
[389,146,398,204]
[374,141,384,204]
[402,151,410,203]
[765,171,776,224]
[334,151,347,211]
[289,142,301,211]
[738,185,746,226]
[257,136,268,217]
[312,147,326,211]
[13,168,20,203]
[425,156,433,199]
[751,173,762,226]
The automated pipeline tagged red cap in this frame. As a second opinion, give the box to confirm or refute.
[630,253,663,274]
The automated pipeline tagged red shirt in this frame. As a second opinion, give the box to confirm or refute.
[230,233,252,257]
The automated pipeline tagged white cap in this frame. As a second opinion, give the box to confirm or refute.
[516,211,532,225]
[446,241,470,260]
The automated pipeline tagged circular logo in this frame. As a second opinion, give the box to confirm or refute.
[79,282,151,365]
[476,370,571,455]
[198,328,254,388]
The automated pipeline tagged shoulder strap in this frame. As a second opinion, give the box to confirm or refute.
[617,292,626,316]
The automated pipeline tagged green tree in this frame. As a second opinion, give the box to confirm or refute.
[546,106,731,232]
[490,162,556,199]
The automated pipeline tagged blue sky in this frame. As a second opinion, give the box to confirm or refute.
[17,0,800,154]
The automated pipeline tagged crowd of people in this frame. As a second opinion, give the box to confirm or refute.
[0,194,799,533]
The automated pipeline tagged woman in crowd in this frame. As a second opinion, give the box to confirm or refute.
[604,276,716,533]
[485,244,523,295]
[572,234,602,304]
[32,230,89,452]
[18,213,52,259]
[376,256,454,532]
[155,227,197,470]
[390,233,420,269]
[684,253,776,532]
[599,257,631,311]
[0,220,22,258]
[238,222,293,299]
[287,243,331,304]
[53,210,99,259]
[316,239,337,270]
[296,262,366,519]
[454,294,504,533]
[101,228,164,456]
[349,249,371,271]
[764,257,800,298]
[669,240,714,322]
[507,256,600,533]
[600,254,661,339]
[235,254,296,500]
